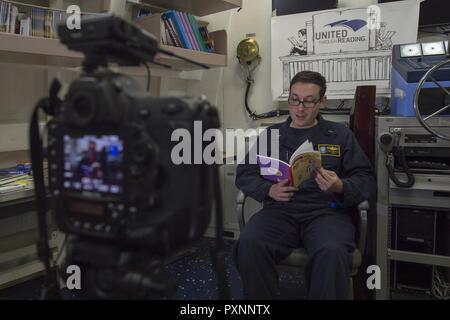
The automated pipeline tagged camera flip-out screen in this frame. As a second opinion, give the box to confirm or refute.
[63,134,124,194]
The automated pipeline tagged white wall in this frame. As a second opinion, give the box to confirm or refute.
[187,0,383,131]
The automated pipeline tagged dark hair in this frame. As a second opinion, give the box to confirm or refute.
[289,71,327,98]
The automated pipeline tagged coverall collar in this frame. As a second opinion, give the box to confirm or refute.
[279,115,338,151]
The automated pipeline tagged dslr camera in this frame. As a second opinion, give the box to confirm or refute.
[30,15,226,299]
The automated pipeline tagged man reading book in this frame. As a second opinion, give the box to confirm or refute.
[234,71,376,299]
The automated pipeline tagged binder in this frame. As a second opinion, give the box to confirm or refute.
[179,11,199,51]
[162,13,182,48]
[165,10,189,49]
[187,13,208,52]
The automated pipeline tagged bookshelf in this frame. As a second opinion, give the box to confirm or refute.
[0,150,29,168]
[129,1,240,70]
[0,32,82,67]
[0,0,109,67]
[0,0,239,70]
[136,13,227,70]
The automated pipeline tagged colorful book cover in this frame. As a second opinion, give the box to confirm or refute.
[257,140,322,188]
[256,155,291,183]
[173,10,192,49]
[187,13,208,52]
[179,12,199,51]
[161,13,182,48]
[165,10,188,49]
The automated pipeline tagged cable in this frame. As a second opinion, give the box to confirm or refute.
[244,79,256,118]
[239,58,288,120]
[432,266,450,299]
[144,62,151,92]
[30,97,61,300]
[376,100,390,115]
[385,144,415,188]
[336,99,346,110]
[242,67,289,120]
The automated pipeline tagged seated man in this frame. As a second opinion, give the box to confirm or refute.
[234,71,376,299]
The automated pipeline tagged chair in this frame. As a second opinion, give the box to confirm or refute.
[236,190,369,299]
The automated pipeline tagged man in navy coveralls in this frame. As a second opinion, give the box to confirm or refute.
[234,71,376,299]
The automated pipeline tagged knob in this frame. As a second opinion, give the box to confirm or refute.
[378,132,394,153]
[380,133,393,145]
[139,107,150,119]
[132,143,153,164]
[162,103,182,115]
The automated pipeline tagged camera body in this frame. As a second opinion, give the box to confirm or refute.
[47,70,219,255]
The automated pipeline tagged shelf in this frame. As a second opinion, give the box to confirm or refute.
[136,13,227,70]
[156,39,226,70]
[0,150,30,168]
[134,0,241,17]
[0,32,83,67]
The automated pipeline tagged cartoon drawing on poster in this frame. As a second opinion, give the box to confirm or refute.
[375,22,396,50]
[271,1,419,100]
[289,28,308,56]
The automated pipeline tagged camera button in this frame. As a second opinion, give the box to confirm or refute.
[162,103,182,115]
[139,108,150,118]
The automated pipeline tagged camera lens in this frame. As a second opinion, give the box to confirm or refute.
[68,93,97,126]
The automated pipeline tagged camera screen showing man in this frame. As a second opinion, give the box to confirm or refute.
[63,135,124,194]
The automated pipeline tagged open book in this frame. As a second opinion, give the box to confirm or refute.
[256,140,322,188]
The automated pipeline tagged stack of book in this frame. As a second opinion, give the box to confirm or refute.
[0,173,33,194]
[0,0,97,38]
[160,10,214,53]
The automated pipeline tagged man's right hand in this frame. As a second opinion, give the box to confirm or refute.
[268,179,298,202]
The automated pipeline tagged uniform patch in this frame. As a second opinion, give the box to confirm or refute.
[318,144,341,157]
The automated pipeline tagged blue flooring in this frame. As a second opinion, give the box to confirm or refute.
[0,238,306,300]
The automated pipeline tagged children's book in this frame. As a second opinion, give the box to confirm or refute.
[256,140,322,188]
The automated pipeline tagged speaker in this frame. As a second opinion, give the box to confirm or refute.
[437,211,450,281]
[395,208,436,254]
[437,211,450,256]
[393,208,437,291]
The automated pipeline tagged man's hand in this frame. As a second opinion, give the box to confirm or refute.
[314,168,343,194]
[268,179,298,202]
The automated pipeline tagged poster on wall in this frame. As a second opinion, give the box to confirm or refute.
[271,0,420,100]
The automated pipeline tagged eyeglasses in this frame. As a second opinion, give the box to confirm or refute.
[288,96,321,108]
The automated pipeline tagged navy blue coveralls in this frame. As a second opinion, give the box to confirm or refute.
[234,116,376,299]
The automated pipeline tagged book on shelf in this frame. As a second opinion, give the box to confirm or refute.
[199,25,214,53]
[0,0,102,39]
[159,10,214,53]
[187,13,208,52]
[178,11,198,51]
[165,10,189,49]
[161,13,182,48]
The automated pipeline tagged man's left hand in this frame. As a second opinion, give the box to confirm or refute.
[314,168,343,194]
